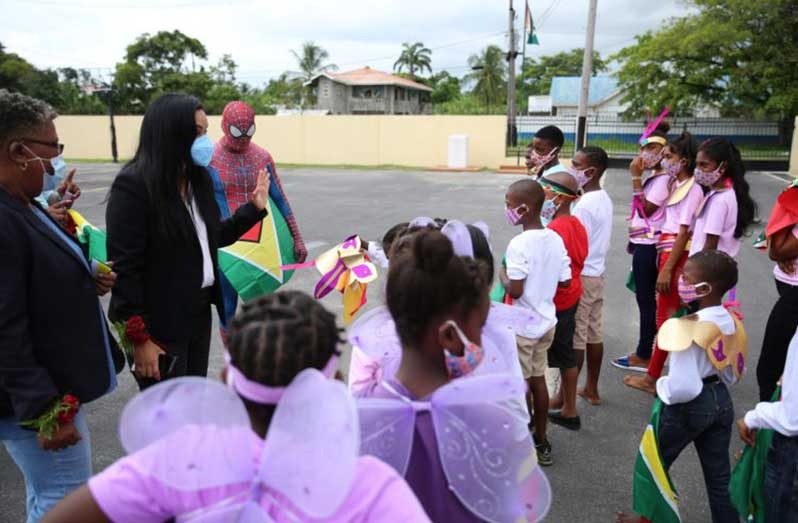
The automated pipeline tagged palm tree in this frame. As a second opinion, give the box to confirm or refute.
[393,42,432,79]
[291,41,337,107]
[464,45,507,113]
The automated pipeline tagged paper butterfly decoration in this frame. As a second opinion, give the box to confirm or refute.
[312,235,378,325]
[357,374,552,523]
[118,372,360,522]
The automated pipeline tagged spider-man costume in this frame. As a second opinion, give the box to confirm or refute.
[211,101,306,261]
[210,101,306,334]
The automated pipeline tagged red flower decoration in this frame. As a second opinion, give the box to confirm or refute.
[125,315,149,346]
[56,394,80,424]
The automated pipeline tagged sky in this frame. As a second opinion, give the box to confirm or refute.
[1,0,688,86]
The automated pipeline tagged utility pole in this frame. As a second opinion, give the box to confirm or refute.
[506,0,518,147]
[576,0,598,150]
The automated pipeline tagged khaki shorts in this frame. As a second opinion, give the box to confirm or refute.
[574,275,605,351]
[517,327,556,379]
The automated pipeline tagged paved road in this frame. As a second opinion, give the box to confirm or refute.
[0,164,789,522]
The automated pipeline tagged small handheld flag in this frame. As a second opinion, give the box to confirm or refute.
[525,2,540,45]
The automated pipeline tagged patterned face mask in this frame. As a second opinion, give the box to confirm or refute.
[641,149,663,169]
[505,204,527,226]
[566,165,593,189]
[442,320,485,379]
[694,165,724,187]
[661,158,683,179]
[528,146,559,168]
[677,276,712,304]
[540,197,560,226]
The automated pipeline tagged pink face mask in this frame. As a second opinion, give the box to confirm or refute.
[661,158,683,179]
[442,320,485,379]
[566,165,593,189]
[677,276,711,304]
[505,204,527,226]
[528,146,559,168]
[694,165,724,187]
[641,149,663,169]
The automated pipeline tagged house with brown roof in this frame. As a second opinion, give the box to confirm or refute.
[305,67,433,115]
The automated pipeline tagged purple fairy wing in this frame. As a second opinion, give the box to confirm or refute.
[519,465,553,522]
[357,397,417,476]
[118,377,254,491]
[441,220,474,257]
[347,306,402,381]
[257,369,359,519]
[431,374,549,523]
[488,302,542,337]
[176,494,269,523]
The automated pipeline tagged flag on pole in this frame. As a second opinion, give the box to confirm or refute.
[525,2,540,45]
[632,399,681,523]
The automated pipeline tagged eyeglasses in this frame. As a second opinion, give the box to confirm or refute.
[22,138,65,155]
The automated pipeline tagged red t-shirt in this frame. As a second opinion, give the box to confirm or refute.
[548,215,588,311]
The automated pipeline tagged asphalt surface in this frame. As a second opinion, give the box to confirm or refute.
[0,164,790,522]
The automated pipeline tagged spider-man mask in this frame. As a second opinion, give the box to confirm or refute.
[221,101,256,153]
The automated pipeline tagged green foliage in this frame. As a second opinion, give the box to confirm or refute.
[464,45,507,112]
[613,0,798,118]
[517,48,607,112]
[434,94,505,115]
[394,42,432,79]
[428,71,461,104]
[291,41,336,107]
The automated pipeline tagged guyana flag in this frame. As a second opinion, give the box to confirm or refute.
[632,399,681,523]
[207,164,295,328]
[67,209,107,263]
[729,387,780,522]
[217,197,296,302]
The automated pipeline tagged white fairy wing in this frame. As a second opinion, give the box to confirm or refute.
[356,396,417,476]
[119,377,251,453]
[431,374,550,523]
[488,302,542,337]
[118,377,255,491]
[347,305,402,380]
[257,369,359,519]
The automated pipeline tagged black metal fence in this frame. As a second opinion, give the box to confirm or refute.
[508,116,793,168]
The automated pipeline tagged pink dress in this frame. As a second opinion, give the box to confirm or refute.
[88,426,430,522]
[629,173,671,244]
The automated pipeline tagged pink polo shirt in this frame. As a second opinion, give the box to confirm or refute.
[629,173,671,245]
[88,426,430,522]
[661,179,704,235]
[689,189,740,257]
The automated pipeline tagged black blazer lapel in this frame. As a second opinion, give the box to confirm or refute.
[24,203,92,276]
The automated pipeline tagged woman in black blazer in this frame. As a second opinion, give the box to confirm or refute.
[0,89,124,520]
[107,93,270,387]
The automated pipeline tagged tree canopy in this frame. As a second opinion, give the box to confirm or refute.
[613,0,798,118]
[394,42,432,79]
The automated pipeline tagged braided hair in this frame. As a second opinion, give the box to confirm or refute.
[387,230,488,348]
[226,290,342,387]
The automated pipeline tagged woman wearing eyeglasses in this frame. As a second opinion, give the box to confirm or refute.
[106,93,270,390]
[0,90,125,522]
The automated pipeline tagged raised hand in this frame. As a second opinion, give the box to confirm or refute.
[249,168,271,211]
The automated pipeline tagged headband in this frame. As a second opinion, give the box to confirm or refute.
[639,136,667,147]
[540,178,577,198]
[225,351,340,404]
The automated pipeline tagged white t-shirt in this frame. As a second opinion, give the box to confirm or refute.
[505,228,571,338]
[745,326,798,436]
[573,189,613,277]
[656,306,738,405]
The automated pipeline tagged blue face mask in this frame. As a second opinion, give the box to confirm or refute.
[50,155,67,179]
[191,135,214,167]
[540,198,559,226]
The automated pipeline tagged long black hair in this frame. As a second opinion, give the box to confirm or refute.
[667,131,698,173]
[699,138,757,238]
[122,93,214,241]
